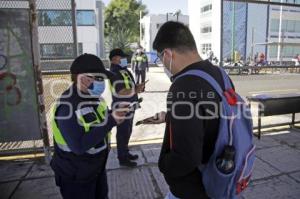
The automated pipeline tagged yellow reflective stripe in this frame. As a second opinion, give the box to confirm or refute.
[51,101,110,151]
[96,100,107,120]
[78,114,100,133]
[109,80,116,94]
[120,71,130,89]
[51,105,67,145]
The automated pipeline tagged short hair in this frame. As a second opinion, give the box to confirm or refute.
[153,21,197,53]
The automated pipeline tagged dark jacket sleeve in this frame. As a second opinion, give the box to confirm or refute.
[55,105,117,155]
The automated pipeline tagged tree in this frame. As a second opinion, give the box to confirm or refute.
[104,0,148,52]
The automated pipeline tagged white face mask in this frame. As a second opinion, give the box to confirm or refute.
[162,50,173,79]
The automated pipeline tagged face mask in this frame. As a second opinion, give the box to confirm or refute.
[162,51,173,80]
[88,80,106,96]
[120,58,128,68]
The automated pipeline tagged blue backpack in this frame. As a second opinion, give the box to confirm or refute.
[175,68,255,199]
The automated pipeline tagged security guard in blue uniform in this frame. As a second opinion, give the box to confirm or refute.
[109,49,146,167]
[50,54,129,199]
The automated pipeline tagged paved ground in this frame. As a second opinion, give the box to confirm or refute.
[1,67,300,199]
[1,128,300,199]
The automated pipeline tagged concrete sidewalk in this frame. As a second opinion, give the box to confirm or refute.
[1,128,300,199]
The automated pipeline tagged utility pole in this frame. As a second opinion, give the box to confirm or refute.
[71,0,78,58]
[277,0,284,63]
[139,10,142,45]
[251,27,255,62]
[231,1,236,62]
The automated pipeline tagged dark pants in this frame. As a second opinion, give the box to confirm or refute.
[116,116,134,160]
[55,171,108,199]
[135,70,146,84]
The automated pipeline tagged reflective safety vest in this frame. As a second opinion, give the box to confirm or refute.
[51,100,112,155]
[119,70,134,90]
[132,54,147,62]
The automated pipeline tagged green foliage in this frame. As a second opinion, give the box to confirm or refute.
[104,0,147,51]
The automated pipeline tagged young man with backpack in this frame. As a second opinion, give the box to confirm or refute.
[150,22,255,199]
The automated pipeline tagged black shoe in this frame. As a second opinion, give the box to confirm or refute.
[119,159,137,167]
[128,153,139,160]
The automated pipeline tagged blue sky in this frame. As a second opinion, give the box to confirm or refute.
[102,0,188,15]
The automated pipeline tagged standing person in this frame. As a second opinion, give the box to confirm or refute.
[109,48,146,167]
[149,22,237,199]
[50,54,129,199]
[132,48,149,84]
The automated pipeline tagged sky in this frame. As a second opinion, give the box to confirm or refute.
[101,0,188,15]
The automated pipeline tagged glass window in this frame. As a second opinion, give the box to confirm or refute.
[38,10,96,26]
[201,4,212,13]
[77,10,95,26]
[295,21,300,32]
[269,46,278,58]
[201,26,212,33]
[281,20,288,32]
[282,46,294,58]
[38,10,72,26]
[201,43,212,54]
[270,19,279,32]
[40,43,83,59]
[287,20,295,32]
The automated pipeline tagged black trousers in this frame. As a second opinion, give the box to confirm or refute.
[135,70,146,84]
[55,171,108,199]
[116,116,134,160]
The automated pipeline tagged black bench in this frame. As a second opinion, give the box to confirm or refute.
[247,94,300,139]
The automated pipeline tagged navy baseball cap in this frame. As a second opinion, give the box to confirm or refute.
[109,48,128,60]
[70,53,113,78]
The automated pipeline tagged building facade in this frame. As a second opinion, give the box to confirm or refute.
[188,0,300,63]
[37,0,105,60]
[140,14,189,52]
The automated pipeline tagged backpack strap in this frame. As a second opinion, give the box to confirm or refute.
[219,67,233,90]
[174,69,225,99]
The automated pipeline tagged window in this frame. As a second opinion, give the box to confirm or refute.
[201,4,212,13]
[287,20,295,32]
[40,43,83,59]
[270,19,279,32]
[201,43,212,54]
[38,10,96,26]
[38,10,72,26]
[77,10,95,26]
[282,46,294,58]
[269,46,278,58]
[201,26,212,33]
[295,21,300,32]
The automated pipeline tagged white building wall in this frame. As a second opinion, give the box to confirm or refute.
[76,0,96,10]
[211,0,221,60]
[77,26,98,55]
[37,0,105,59]
[188,0,203,53]
[140,14,189,52]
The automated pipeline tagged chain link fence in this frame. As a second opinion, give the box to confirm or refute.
[0,0,77,157]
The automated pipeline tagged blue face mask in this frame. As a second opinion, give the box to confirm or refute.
[88,81,106,96]
[120,58,128,68]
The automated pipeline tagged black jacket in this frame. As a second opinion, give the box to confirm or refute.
[159,60,231,199]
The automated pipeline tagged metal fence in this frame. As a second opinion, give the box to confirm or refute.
[0,0,77,159]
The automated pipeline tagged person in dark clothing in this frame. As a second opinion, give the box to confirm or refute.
[148,21,235,199]
[50,54,129,199]
[109,48,146,167]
